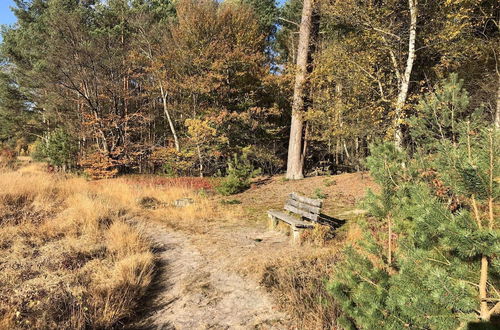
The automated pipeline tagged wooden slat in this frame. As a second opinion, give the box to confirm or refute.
[286,198,321,215]
[267,210,314,228]
[284,204,319,221]
[289,192,323,207]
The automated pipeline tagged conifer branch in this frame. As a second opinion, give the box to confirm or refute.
[488,302,500,317]
[357,275,387,291]
[488,281,500,298]
[425,257,450,266]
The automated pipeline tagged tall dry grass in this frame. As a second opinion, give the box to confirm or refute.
[127,182,242,234]
[0,165,155,329]
[259,249,342,329]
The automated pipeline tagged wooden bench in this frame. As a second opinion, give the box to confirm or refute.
[268,192,323,243]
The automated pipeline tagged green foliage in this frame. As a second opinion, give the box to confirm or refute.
[33,129,78,168]
[329,76,499,328]
[313,188,327,199]
[236,0,277,39]
[0,70,41,146]
[409,74,483,152]
[217,153,260,195]
[220,199,242,205]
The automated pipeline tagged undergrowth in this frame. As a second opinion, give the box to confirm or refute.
[0,164,155,329]
[260,250,341,329]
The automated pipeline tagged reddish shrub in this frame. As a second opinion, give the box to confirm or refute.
[124,176,215,191]
[0,148,16,168]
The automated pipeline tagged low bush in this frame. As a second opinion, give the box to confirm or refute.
[0,147,16,169]
[217,153,260,195]
[32,129,78,169]
[78,151,119,179]
[261,252,341,329]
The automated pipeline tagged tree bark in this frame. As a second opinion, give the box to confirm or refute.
[286,0,314,180]
[159,84,180,152]
[394,0,418,150]
[479,255,490,321]
[495,78,500,129]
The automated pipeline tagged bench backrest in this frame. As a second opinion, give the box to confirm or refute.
[284,192,323,222]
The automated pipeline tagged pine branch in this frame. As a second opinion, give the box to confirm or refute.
[488,302,500,318]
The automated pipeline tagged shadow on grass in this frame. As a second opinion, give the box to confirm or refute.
[318,213,346,230]
[124,243,175,330]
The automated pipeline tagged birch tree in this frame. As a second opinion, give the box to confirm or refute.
[394,0,417,150]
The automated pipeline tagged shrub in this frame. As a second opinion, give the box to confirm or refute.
[328,76,500,328]
[217,153,260,195]
[0,147,16,169]
[150,147,198,177]
[313,188,328,199]
[32,129,78,169]
[78,152,119,180]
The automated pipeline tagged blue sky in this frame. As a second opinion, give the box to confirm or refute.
[1,0,17,26]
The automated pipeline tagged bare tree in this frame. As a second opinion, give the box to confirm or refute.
[286,0,314,180]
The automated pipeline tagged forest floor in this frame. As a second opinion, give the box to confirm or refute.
[126,172,377,329]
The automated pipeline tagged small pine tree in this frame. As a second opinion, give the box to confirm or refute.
[217,153,260,195]
[33,128,78,169]
[329,75,499,328]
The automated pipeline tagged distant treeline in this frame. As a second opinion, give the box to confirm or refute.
[0,0,498,177]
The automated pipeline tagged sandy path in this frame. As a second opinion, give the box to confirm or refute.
[128,221,288,330]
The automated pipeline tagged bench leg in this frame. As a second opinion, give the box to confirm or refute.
[292,227,302,244]
[268,214,278,230]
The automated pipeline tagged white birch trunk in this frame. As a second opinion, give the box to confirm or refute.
[159,84,180,152]
[394,0,418,150]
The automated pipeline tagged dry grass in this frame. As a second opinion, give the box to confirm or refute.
[227,173,377,329]
[0,165,155,329]
[135,187,243,234]
[260,248,341,329]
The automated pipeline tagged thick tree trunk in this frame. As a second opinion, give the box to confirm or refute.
[159,84,180,152]
[286,0,314,180]
[394,0,418,150]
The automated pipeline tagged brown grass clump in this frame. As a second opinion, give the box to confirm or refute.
[260,249,341,329]
[0,166,154,329]
[301,224,336,246]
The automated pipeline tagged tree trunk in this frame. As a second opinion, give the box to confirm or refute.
[495,78,499,129]
[286,0,314,180]
[394,0,418,150]
[159,84,180,152]
[196,144,203,178]
[479,255,490,321]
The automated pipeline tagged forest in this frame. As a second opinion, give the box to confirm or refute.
[0,0,499,329]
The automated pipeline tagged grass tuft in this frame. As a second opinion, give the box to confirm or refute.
[0,165,155,329]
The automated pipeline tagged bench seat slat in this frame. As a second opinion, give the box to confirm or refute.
[268,210,314,228]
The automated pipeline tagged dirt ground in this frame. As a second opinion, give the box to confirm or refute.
[233,172,377,220]
[128,172,376,329]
